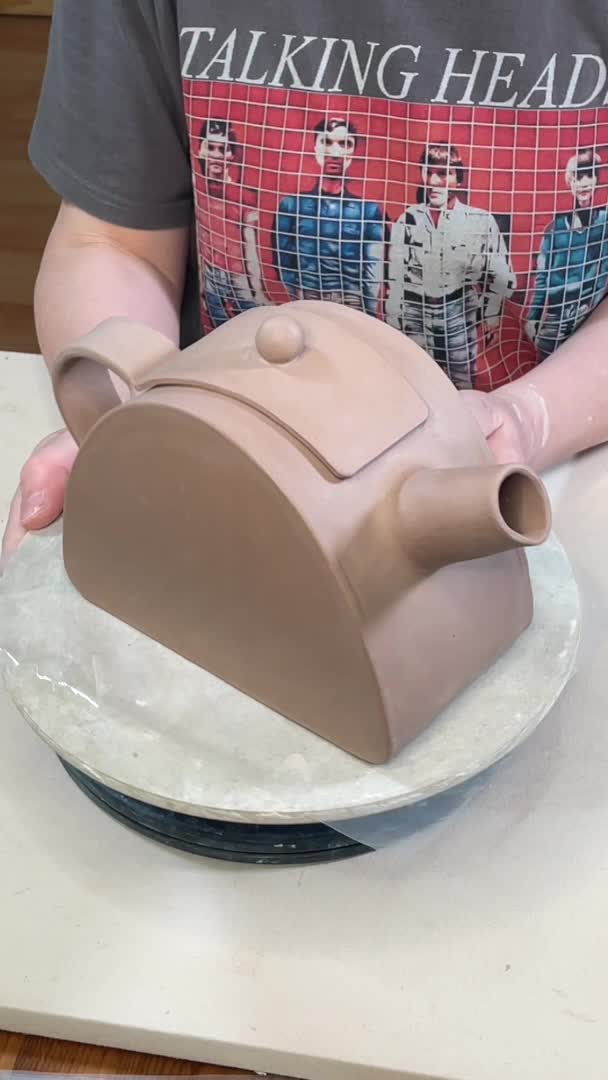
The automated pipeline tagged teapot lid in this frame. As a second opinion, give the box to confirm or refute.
[143,303,429,479]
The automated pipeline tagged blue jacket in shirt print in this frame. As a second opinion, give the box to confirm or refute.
[528,207,608,323]
[270,115,387,316]
[273,182,388,317]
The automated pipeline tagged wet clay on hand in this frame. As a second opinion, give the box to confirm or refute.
[52,302,551,764]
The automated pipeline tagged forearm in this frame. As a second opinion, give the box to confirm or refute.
[37,257,176,424]
[2,206,189,561]
[493,300,608,471]
[36,244,181,373]
[34,204,188,373]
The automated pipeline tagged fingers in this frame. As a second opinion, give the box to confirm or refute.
[1,430,78,569]
[459,389,505,441]
[23,429,78,471]
[20,465,71,529]
[19,430,78,529]
[486,429,519,465]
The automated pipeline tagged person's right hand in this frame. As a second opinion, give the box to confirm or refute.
[1,429,78,572]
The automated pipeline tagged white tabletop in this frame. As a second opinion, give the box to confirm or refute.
[0,350,607,1080]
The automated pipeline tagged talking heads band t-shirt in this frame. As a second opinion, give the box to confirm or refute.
[30,1,608,391]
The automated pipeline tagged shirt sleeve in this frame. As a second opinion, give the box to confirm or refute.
[29,0,193,230]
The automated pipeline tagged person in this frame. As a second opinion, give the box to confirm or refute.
[385,144,515,389]
[196,118,268,328]
[4,0,608,566]
[526,148,608,358]
[273,116,386,316]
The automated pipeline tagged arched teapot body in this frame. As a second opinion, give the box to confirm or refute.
[53,302,550,764]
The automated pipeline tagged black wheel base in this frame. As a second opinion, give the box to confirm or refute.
[59,758,373,865]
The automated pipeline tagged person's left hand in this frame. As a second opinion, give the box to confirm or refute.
[460,389,535,466]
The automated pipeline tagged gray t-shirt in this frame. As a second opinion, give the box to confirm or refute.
[30,0,608,389]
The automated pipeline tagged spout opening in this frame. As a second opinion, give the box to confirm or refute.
[497,469,550,546]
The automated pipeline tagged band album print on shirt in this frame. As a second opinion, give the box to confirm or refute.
[180,20,608,391]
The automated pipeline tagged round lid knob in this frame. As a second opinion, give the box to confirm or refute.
[255,315,305,365]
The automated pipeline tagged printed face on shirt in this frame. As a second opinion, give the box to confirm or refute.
[198,129,235,183]
[421,163,461,208]
[314,125,356,178]
[566,165,598,209]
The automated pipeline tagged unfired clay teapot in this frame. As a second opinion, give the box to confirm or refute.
[53,301,551,764]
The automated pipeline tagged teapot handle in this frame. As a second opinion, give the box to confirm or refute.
[52,317,178,445]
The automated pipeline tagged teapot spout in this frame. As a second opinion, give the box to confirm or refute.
[399,464,551,571]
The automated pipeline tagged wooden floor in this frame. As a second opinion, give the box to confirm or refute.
[0,1030,251,1075]
[1,14,60,354]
